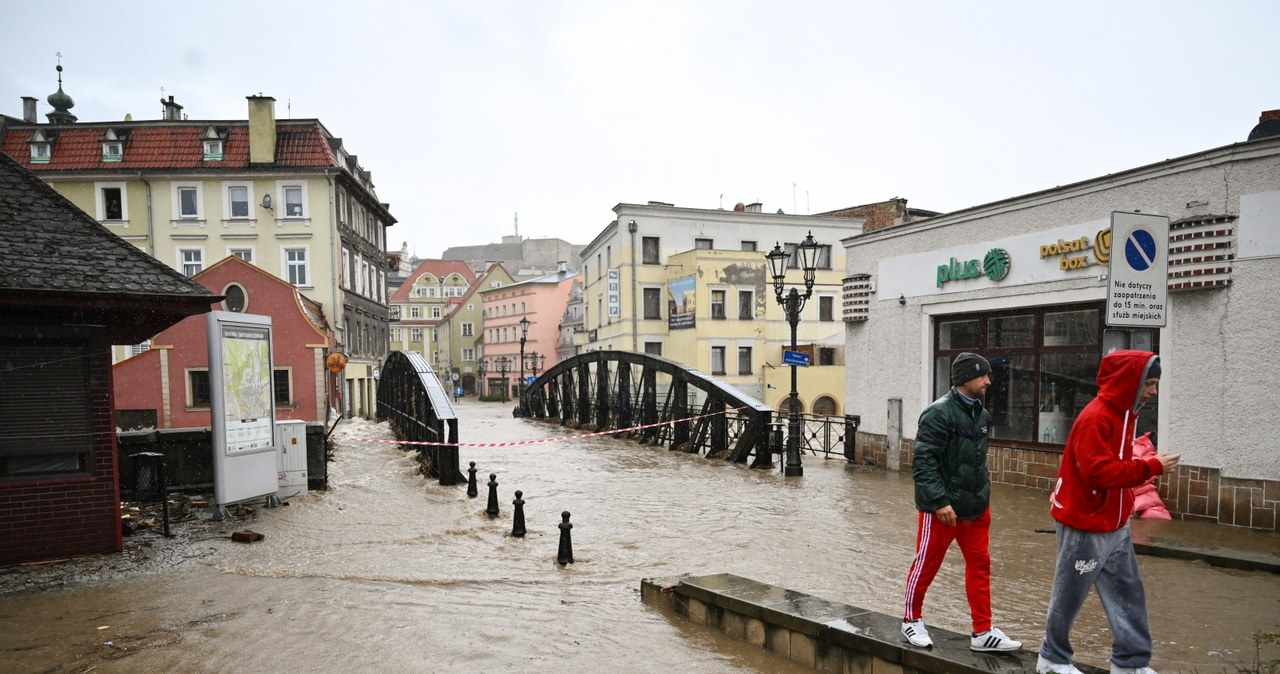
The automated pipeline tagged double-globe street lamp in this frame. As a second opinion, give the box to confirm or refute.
[518,316,530,415]
[525,351,546,416]
[766,231,822,477]
[494,355,511,403]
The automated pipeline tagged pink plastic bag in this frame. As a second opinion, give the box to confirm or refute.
[1131,433,1172,519]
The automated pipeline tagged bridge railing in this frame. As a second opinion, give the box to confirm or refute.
[375,351,461,485]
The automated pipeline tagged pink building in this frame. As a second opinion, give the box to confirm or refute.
[479,265,579,399]
[114,256,333,429]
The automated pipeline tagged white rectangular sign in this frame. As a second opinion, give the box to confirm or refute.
[207,311,279,506]
[1106,211,1169,328]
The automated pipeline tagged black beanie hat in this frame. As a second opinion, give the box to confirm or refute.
[1146,358,1161,380]
[951,352,992,386]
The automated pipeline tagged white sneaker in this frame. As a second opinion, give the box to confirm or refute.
[971,626,1022,652]
[1037,654,1085,674]
[1110,666,1158,674]
[900,619,933,647]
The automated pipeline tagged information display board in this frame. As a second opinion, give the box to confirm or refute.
[207,311,279,506]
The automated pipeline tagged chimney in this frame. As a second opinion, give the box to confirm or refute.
[1262,110,1280,122]
[246,95,277,165]
[160,95,184,121]
[21,96,37,123]
[1247,109,1280,143]
[557,260,568,274]
[745,202,763,213]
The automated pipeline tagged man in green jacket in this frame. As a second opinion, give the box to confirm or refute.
[900,352,1021,653]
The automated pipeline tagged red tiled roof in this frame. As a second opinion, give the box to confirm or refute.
[389,259,478,303]
[0,120,337,172]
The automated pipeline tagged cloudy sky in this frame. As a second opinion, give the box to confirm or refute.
[3,1,1276,258]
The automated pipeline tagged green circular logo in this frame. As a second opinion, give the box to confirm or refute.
[983,248,1011,282]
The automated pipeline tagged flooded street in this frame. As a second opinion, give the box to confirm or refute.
[3,401,1278,673]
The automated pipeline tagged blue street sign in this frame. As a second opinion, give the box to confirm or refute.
[782,350,811,367]
[526,375,536,385]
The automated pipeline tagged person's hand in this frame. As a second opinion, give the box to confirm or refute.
[935,505,957,526]
[1156,453,1181,473]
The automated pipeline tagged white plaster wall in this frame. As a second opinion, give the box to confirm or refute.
[844,138,1280,482]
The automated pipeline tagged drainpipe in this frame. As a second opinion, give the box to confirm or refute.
[137,172,154,256]
[325,169,341,413]
[628,219,638,352]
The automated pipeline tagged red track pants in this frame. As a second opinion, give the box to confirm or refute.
[902,507,992,633]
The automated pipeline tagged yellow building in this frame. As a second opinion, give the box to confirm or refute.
[1,80,394,419]
[580,202,859,414]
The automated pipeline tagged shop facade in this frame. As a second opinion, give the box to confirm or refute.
[842,133,1280,531]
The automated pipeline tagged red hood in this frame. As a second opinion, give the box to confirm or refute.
[1095,349,1158,414]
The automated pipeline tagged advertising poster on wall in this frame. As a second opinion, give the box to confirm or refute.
[668,275,696,329]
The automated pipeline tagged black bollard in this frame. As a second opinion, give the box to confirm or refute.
[485,473,500,519]
[557,511,574,565]
[511,490,526,537]
[467,462,478,498]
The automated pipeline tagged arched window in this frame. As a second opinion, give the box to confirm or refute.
[813,396,838,416]
[222,283,248,312]
[778,398,804,414]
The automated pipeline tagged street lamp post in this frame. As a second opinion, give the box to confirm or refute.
[495,356,511,403]
[766,231,822,477]
[518,316,530,416]
[477,358,486,398]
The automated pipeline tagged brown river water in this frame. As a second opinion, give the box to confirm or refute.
[2,401,1278,673]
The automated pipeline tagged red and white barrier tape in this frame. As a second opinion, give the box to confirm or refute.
[348,407,746,448]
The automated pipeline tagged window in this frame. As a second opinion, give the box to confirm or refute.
[227,248,253,263]
[102,141,123,162]
[931,303,1133,446]
[227,185,251,219]
[813,396,838,416]
[188,370,211,407]
[711,289,726,319]
[342,248,351,289]
[284,248,309,286]
[410,306,421,319]
[783,243,833,269]
[643,287,661,320]
[741,241,757,252]
[818,347,836,366]
[283,185,305,217]
[461,322,474,337]
[410,328,423,342]
[222,283,248,312]
[97,184,125,221]
[642,236,660,264]
[270,369,292,405]
[644,342,663,356]
[462,348,475,362]
[391,328,401,343]
[179,249,204,277]
[694,238,713,250]
[597,253,603,280]
[130,341,151,357]
[203,139,224,160]
[176,184,201,219]
[738,290,753,320]
[819,295,834,321]
[711,346,726,375]
[29,140,51,163]
[431,306,442,319]
[738,346,753,375]
[1,344,91,476]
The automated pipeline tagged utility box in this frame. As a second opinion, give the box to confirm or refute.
[275,420,308,499]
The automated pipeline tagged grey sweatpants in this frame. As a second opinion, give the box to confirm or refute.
[1039,521,1153,669]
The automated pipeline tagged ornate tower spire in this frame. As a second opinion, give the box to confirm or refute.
[46,60,77,125]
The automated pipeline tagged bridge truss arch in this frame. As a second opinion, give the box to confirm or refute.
[520,350,775,466]
[376,350,461,484]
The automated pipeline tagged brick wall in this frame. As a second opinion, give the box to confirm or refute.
[0,345,122,566]
[854,431,1279,532]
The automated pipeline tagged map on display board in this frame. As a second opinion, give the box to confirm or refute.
[206,311,279,507]
[1106,211,1170,328]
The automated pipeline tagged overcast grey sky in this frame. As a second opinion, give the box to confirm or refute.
[3,1,1276,259]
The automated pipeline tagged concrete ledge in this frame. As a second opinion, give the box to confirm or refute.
[1134,541,1280,574]
[642,573,1106,674]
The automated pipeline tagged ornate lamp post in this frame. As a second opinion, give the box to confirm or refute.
[528,352,546,378]
[766,231,822,477]
[476,357,486,398]
[495,356,511,403]
[518,316,530,415]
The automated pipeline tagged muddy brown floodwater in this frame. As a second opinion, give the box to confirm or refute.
[2,401,1278,673]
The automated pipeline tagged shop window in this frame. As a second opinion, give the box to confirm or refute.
[932,303,1146,447]
[0,343,91,477]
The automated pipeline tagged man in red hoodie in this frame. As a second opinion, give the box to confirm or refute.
[1035,350,1180,674]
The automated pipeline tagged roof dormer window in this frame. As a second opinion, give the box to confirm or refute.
[101,129,125,162]
[202,127,224,161]
[29,130,52,163]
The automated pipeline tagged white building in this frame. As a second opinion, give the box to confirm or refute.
[842,112,1280,531]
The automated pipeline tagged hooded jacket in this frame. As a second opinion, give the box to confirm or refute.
[1049,349,1165,532]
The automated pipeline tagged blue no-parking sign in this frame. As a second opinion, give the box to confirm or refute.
[1106,211,1169,328]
